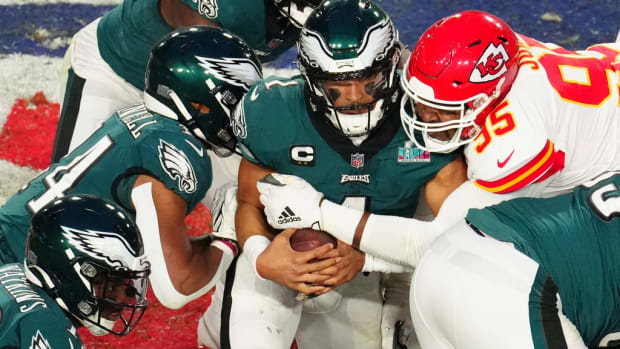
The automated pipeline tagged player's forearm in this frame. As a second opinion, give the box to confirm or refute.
[363,254,414,273]
[236,201,275,248]
[320,180,516,267]
[360,214,441,267]
[319,199,441,267]
[132,183,221,309]
[186,235,225,285]
[236,201,279,280]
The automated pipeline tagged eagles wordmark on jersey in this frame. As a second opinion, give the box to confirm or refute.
[235,75,457,217]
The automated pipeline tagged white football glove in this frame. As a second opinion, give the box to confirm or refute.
[257,173,323,230]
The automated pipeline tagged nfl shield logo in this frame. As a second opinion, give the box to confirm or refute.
[351,153,364,168]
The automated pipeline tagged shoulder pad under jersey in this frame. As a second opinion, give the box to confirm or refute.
[465,92,564,194]
[137,125,213,209]
[232,76,306,165]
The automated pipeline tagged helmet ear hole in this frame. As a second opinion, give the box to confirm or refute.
[80,263,98,278]
[78,300,95,316]
[26,194,151,336]
[144,26,262,155]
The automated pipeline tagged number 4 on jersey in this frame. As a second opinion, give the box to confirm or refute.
[26,137,113,213]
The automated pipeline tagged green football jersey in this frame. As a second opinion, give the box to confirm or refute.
[466,171,620,347]
[0,263,83,348]
[233,76,457,216]
[0,104,212,263]
[98,0,298,90]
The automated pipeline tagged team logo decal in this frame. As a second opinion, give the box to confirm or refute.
[351,153,365,168]
[290,145,315,166]
[30,330,51,349]
[470,42,510,83]
[398,141,431,163]
[340,174,370,183]
[158,139,198,194]
[191,0,219,19]
[61,226,139,268]
[299,18,395,72]
[195,56,262,91]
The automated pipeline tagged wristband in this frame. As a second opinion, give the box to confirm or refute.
[243,235,271,281]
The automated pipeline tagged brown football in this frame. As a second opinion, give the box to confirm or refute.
[290,228,337,252]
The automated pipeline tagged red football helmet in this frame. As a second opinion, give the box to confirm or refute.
[400,10,520,152]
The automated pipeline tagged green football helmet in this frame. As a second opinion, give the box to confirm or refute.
[297,0,400,141]
[145,26,263,157]
[25,195,150,336]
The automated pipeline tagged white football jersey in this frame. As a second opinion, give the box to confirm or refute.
[465,35,620,197]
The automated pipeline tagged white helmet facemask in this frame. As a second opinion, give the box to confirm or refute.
[82,317,116,336]
[307,67,397,145]
[325,99,386,145]
[399,72,506,153]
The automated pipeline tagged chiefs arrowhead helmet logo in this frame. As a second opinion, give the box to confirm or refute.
[469,42,510,83]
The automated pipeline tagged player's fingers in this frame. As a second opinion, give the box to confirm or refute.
[321,276,339,286]
[300,243,334,263]
[299,257,338,275]
[319,248,342,259]
[320,271,353,286]
[296,283,327,295]
[314,287,334,296]
[315,265,339,275]
[279,227,298,239]
[301,273,332,284]
[309,256,339,271]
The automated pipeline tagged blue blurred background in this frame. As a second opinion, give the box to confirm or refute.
[1,0,618,67]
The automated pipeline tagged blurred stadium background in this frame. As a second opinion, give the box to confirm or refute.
[0,0,618,347]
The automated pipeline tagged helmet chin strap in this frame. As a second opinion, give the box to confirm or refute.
[325,99,385,145]
[167,90,209,144]
[348,134,369,147]
[420,129,463,153]
[83,318,113,336]
[166,89,238,157]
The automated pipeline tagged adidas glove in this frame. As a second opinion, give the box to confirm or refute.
[257,173,323,230]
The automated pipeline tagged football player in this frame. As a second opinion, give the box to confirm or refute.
[412,170,620,348]
[257,10,620,268]
[198,1,466,348]
[0,194,150,346]
[51,0,320,210]
[0,26,261,310]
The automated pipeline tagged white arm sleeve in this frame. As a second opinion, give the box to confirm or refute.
[319,200,363,243]
[362,254,414,273]
[132,183,233,309]
[321,181,515,267]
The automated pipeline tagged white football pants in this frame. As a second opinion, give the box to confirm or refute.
[411,220,587,349]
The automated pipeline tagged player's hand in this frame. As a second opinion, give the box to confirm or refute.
[256,228,339,294]
[257,173,323,230]
[320,241,364,288]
